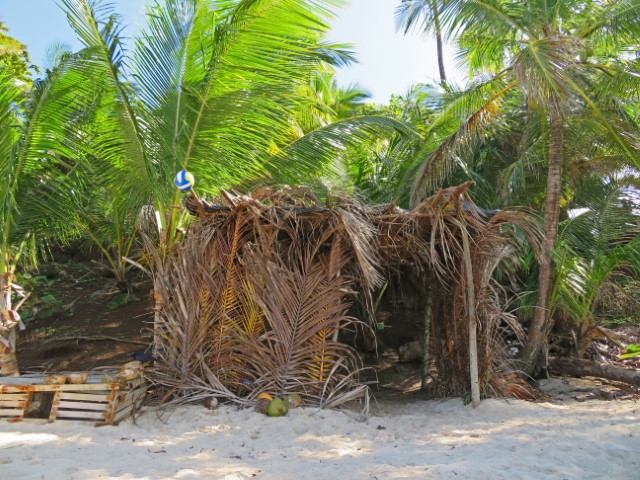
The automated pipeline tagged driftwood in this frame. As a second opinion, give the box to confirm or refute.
[549,357,640,387]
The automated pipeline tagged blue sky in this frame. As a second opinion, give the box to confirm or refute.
[0,0,462,104]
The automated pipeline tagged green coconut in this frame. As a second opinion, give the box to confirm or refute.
[266,397,289,417]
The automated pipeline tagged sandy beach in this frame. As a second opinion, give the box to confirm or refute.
[1,378,639,480]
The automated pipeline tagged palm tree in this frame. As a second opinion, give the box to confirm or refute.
[0,49,92,375]
[409,0,640,374]
[554,177,640,357]
[59,0,410,253]
[395,0,448,83]
[0,0,413,376]
[0,21,33,84]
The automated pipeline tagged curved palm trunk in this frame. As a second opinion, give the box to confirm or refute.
[0,272,19,376]
[432,1,446,84]
[0,332,19,376]
[521,109,564,375]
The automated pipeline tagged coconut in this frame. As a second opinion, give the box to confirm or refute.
[116,368,139,381]
[122,360,143,370]
[68,372,88,384]
[44,374,67,385]
[203,396,219,410]
[285,393,302,408]
[254,397,271,414]
[266,397,288,417]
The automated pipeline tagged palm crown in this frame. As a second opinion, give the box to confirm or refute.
[404,0,640,373]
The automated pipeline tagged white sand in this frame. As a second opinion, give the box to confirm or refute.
[1,391,639,479]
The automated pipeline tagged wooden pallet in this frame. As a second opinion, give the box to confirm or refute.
[0,373,146,426]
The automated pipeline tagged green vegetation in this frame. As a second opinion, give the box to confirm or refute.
[0,0,638,383]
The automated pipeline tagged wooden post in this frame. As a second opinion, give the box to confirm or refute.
[461,229,480,408]
[421,272,434,391]
[48,389,62,422]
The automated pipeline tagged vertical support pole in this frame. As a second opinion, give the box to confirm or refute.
[421,272,433,392]
[104,383,121,426]
[461,229,480,408]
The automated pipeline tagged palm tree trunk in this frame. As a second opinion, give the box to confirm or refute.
[0,331,19,376]
[432,1,447,83]
[521,109,564,375]
[0,272,19,376]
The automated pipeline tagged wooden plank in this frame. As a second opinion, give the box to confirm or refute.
[114,387,144,406]
[0,392,29,401]
[56,410,104,420]
[1,383,115,393]
[113,395,144,425]
[0,399,27,407]
[103,384,120,425]
[1,377,143,392]
[113,409,133,425]
[0,373,115,386]
[114,395,138,415]
[0,408,25,417]
[58,401,107,411]
[0,376,146,426]
[105,383,146,425]
[123,377,144,389]
[60,392,110,402]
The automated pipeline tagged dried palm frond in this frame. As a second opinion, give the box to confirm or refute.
[235,229,367,411]
[486,372,541,400]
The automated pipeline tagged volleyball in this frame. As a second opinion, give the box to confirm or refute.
[174,170,195,191]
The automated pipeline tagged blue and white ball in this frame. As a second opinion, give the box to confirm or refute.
[174,170,195,191]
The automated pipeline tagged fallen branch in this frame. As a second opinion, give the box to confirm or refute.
[549,357,640,387]
[45,335,149,346]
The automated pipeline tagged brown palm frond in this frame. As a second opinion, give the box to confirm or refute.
[487,372,541,400]
[235,230,366,409]
[332,206,384,292]
[143,237,237,404]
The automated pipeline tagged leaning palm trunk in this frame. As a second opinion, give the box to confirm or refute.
[0,272,27,377]
[521,109,565,375]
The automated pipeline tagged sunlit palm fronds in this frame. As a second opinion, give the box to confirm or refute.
[554,180,640,327]
[55,0,412,251]
[409,75,517,206]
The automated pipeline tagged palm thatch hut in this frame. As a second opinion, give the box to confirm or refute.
[147,182,541,413]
